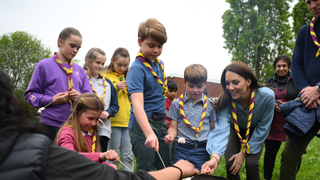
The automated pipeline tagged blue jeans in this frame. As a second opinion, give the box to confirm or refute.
[108,127,134,171]
[174,143,210,171]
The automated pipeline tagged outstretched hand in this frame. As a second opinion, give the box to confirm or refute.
[201,155,220,175]
[174,159,200,178]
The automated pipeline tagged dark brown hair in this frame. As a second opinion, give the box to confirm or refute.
[215,61,262,112]
[57,27,82,47]
[273,55,291,69]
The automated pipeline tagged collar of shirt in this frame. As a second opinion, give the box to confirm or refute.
[81,130,92,136]
[183,92,205,105]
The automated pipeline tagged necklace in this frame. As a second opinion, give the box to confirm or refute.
[179,91,207,139]
[310,16,320,57]
[231,88,255,154]
[136,51,167,95]
[85,71,107,105]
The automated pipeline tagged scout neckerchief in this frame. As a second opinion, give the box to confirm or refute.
[68,125,96,153]
[136,51,167,95]
[112,70,128,101]
[310,16,320,57]
[54,53,73,107]
[179,91,207,139]
[85,70,107,105]
[231,88,255,154]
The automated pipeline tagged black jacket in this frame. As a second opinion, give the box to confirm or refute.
[0,126,156,180]
[265,71,300,101]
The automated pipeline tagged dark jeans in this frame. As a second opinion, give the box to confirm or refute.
[263,139,282,180]
[41,123,60,140]
[225,124,262,180]
[129,117,172,171]
[280,122,320,180]
[100,136,110,152]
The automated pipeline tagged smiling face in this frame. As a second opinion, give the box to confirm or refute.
[184,81,206,103]
[58,34,82,63]
[306,0,320,17]
[78,109,101,133]
[275,59,289,77]
[138,37,163,62]
[88,53,106,76]
[225,71,251,102]
[112,56,130,75]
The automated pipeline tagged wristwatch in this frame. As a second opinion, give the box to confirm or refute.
[317,82,320,92]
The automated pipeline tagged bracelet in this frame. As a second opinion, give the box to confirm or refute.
[171,165,183,180]
[212,156,220,164]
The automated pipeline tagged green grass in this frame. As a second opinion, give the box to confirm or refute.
[212,136,320,179]
[123,137,320,179]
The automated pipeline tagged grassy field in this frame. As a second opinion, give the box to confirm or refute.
[119,136,320,179]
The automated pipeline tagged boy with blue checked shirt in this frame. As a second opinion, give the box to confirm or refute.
[164,64,216,171]
[126,18,172,171]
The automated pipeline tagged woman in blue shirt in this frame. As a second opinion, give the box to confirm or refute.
[201,61,274,180]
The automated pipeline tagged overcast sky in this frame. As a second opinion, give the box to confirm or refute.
[0,0,299,82]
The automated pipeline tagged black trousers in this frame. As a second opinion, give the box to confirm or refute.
[263,139,282,180]
[100,136,110,152]
[224,124,262,180]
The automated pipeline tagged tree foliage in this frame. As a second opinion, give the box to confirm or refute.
[0,31,51,119]
[222,0,294,82]
[0,31,51,90]
[292,0,313,38]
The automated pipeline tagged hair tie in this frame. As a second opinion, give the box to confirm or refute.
[171,165,183,180]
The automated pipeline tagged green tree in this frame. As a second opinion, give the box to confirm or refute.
[292,0,313,38]
[222,0,294,82]
[0,31,51,118]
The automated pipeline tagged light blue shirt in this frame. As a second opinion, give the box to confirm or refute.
[206,87,274,156]
[168,93,216,142]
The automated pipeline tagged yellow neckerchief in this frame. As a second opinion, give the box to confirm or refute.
[54,53,73,107]
[85,71,107,105]
[136,51,167,95]
[68,125,96,153]
[179,91,207,139]
[231,89,255,154]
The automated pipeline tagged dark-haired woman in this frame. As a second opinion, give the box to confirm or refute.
[201,61,275,180]
[263,55,299,180]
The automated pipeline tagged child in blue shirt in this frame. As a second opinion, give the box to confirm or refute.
[164,64,216,171]
[126,18,172,171]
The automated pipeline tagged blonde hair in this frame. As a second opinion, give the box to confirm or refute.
[83,48,106,70]
[184,64,207,85]
[55,93,104,152]
[104,47,130,78]
[138,18,167,44]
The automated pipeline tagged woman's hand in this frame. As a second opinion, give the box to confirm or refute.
[201,154,220,175]
[229,152,246,175]
[174,159,200,178]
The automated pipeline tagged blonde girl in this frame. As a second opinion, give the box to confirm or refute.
[55,93,119,169]
[104,47,133,171]
[83,48,119,152]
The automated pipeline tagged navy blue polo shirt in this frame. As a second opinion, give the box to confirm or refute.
[127,57,166,129]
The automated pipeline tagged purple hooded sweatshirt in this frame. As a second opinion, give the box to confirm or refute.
[24,56,92,127]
